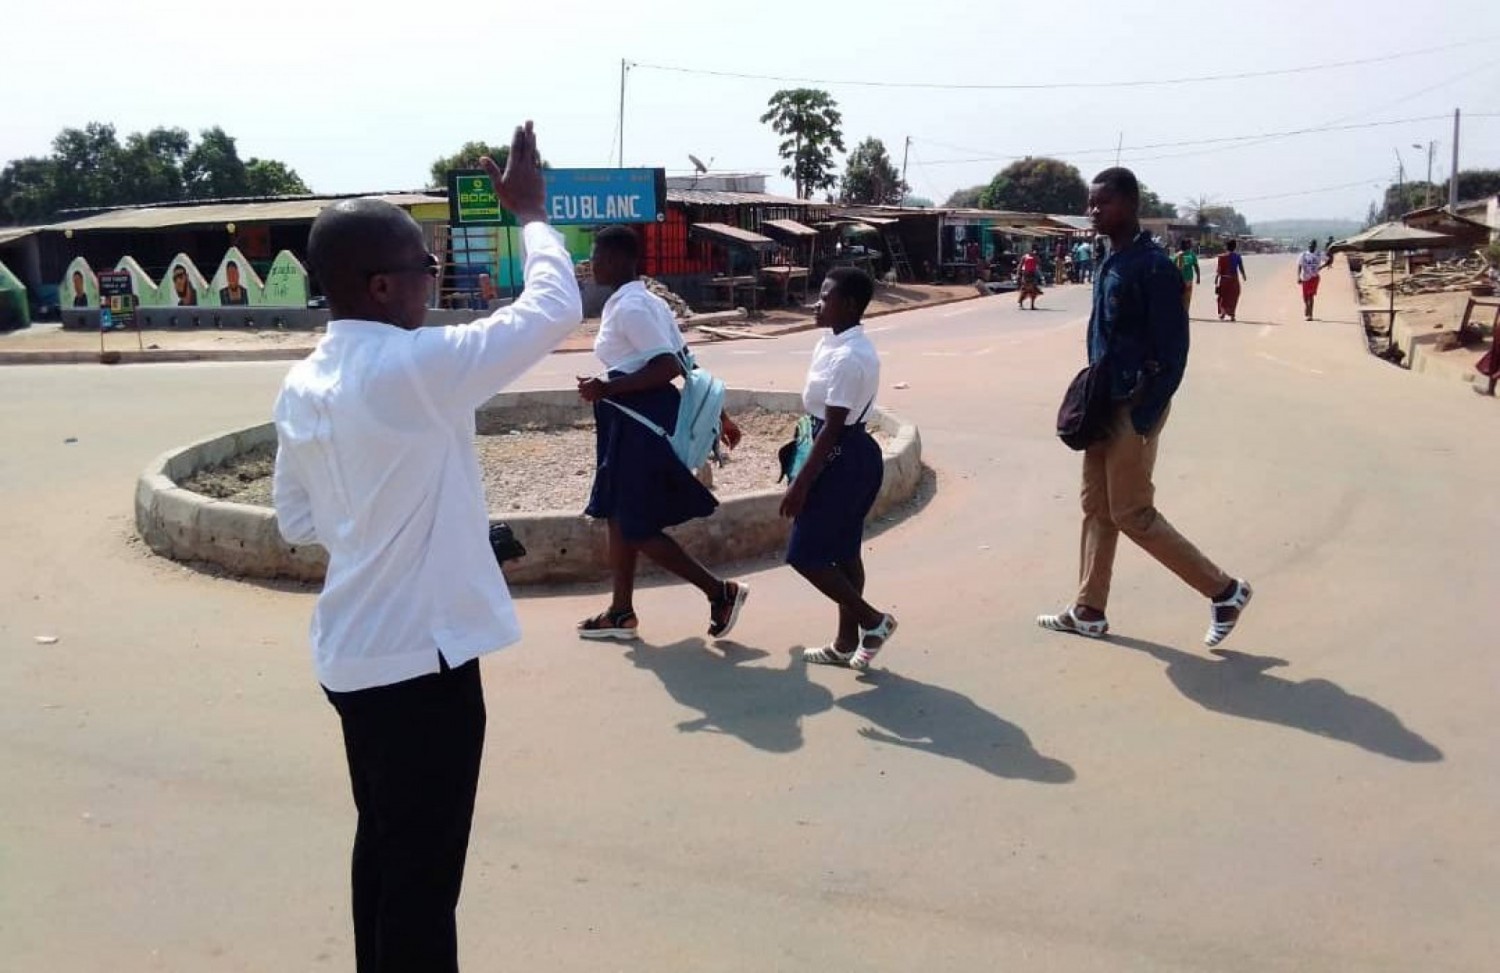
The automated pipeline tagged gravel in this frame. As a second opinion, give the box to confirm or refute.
[179,409,886,512]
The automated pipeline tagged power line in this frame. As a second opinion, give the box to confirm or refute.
[916,114,1455,165]
[628,37,1496,92]
[1219,177,1388,206]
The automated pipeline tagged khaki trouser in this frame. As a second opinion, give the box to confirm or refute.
[1077,404,1230,612]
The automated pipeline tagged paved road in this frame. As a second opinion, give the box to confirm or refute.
[3,256,1497,971]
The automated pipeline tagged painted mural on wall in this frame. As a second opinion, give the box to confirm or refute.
[161,254,211,306]
[209,247,264,307]
[0,259,30,330]
[56,249,310,308]
[62,258,99,309]
[263,251,310,306]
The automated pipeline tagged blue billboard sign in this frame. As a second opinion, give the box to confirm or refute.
[542,168,665,225]
[447,167,667,227]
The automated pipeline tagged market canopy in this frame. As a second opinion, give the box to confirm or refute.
[759,218,820,242]
[689,222,778,251]
[1328,222,1453,254]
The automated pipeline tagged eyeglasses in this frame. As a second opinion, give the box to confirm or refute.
[366,252,440,279]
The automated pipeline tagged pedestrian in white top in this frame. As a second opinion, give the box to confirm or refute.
[575,226,749,642]
[271,123,581,973]
[1296,238,1328,321]
[783,267,897,670]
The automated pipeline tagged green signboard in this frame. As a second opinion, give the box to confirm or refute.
[448,171,505,226]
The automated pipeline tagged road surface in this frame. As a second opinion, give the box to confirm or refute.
[2,256,1497,971]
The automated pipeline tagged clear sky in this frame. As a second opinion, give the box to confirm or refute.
[5,0,1499,224]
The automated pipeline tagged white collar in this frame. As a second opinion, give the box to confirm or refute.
[326,318,407,338]
[822,323,866,347]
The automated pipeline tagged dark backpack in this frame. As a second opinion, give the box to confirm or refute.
[1056,358,1114,450]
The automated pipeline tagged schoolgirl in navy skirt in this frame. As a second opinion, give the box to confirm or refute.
[781,268,898,670]
[576,227,748,642]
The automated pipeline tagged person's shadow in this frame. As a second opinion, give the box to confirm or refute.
[836,670,1075,783]
[1110,637,1442,762]
[624,640,834,754]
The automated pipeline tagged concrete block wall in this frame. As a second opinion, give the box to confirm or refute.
[135,390,924,586]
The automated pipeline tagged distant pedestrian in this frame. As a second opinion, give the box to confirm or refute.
[1054,240,1069,285]
[1017,250,1042,309]
[576,226,749,643]
[785,268,897,670]
[1296,239,1323,320]
[1037,167,1252,646]
[1174,239,1200,314]
[1074,239,1094,283]
[1215,238,1248,321]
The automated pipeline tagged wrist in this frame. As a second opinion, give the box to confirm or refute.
[514,210,548,226]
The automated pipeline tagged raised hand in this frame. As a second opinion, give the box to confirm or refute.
[481,121,546,225]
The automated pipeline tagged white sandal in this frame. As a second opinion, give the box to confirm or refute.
[804,644,854,667]
[1036,606,1109,639]
[851,614,898,670]
[1205,580,1253,647]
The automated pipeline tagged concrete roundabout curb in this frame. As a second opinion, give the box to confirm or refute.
[134,388,925,586]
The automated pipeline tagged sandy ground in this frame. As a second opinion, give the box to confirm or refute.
[4,257,1499,971]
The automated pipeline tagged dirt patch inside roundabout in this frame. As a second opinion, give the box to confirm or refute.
[181,408,889,512]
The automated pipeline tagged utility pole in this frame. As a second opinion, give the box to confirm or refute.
[618,59,628,168]
[1449,108,1461,209]
[900,136,911,193]
[1394,147,1406,219]
[1413,141,1435,205]
[1115,132,1123,167]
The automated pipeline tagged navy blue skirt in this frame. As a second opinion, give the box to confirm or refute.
[585,380,718,543]
[786,419,884,569]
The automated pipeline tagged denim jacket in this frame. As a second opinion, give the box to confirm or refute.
[1087,231,1189,435]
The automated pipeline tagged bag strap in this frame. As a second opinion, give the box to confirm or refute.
[603,398,668,438]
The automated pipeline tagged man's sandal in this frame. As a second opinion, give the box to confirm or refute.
[708,581,749,639]
[1036,606,1109,639]
[578,608,639,641]
[851,614,898,670]
[803,644,855,667]
[1205,579,1253,647]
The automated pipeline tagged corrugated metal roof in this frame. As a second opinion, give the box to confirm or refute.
[689,222,778,250]
[761,218,820,239]
[45,194,446,233]
[0,226,38,246]
[668,189,824,208]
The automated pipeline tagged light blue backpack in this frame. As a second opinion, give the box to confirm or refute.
[605,348,725,471]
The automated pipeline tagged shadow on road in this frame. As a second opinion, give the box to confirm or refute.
[624,640,833,753]
[836,670,1075,783]
[1109,636,1442,763]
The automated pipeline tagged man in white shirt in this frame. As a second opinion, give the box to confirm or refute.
[1296,239,1325,321]
[272,122,581,972]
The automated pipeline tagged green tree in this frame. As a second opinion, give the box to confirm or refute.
[1445,168,1500,203]
[0,157,59,224]
[1378,181,1438,221]
[245,159,310,197]
[429,141,510,188]
[49,123,123,211]
[183,127,248,199]
[942,185,986,208]
[760,88,845,199]
[1139,185,1178,218]
[978,157,1088,214]
[901,195,934,208]
[113,127,191,205]
[1201,206,1251,237]
[839,137,906,205]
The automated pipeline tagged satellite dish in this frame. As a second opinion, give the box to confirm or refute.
[688,154,709,174]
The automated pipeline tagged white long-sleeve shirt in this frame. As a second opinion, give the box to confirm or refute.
[272,222,583,692]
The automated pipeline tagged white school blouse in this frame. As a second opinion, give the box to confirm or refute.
[594,281,684,373]
[802,324,880,425]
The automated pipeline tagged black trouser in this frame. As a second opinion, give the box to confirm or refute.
[325,658,486,973]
